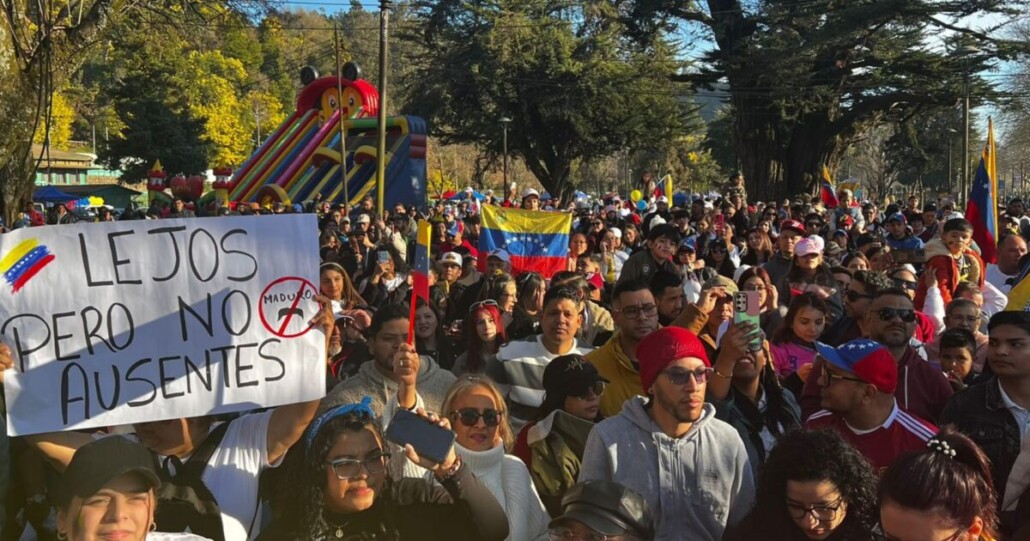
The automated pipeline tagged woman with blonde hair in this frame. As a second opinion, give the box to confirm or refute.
[438,376,549,541]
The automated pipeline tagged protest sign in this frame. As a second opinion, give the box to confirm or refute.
[0,215,325,436]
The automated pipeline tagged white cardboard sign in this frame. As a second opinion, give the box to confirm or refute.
[0,215,326,436]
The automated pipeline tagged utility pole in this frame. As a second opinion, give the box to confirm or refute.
[375,0,392,217]
[335,23,349,210]
[500,117,511,190]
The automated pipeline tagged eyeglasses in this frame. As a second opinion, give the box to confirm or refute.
[449,407,503,427]
[876,307,916,323]
[892,278,918,291]
[662,367,714,386]
[613,303,658,320]
[845,290,873,302]
[570,381,606,400]
[548,528,633,541]
[871,523,965,541]
[470,299,499,313]
[328,451,390,480]
[786,497,844,522]
[819,363,867,385]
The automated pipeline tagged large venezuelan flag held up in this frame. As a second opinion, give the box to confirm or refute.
[966,117,998,265]
[479,205,572,278]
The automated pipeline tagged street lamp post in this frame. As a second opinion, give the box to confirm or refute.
[947,127,957,198]
[500,117,511,189]
[959,44,979,208]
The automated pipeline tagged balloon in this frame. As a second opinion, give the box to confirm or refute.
[636,200,648,211]
[630,189,643,203]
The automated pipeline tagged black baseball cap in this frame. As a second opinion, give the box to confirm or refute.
[646,223,681,243]
[543,354,608,398]
[55,436,160,507]
[549,480,655,538]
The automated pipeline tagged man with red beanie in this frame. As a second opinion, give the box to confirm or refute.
[806,338,938,472]
[579,326,755,540]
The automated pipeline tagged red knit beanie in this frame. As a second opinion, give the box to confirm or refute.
[635,327,710,392]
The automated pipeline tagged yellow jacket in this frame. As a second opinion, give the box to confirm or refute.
[585,332,643,418]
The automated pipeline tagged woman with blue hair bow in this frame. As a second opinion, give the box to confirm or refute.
[257,397,509,540]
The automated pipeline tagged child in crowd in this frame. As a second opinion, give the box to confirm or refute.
[915,218,985,310]
[769,293,828,397]
[936,328,982,391]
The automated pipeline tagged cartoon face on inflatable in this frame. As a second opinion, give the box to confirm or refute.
[319,86,367,124]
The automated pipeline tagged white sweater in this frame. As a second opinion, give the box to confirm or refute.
[456,443,550,541]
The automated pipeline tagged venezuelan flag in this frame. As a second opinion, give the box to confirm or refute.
[479,205,572,278]
[412,220,431,301]
[820,166,840,208]
[0,238,55,293]
[966,118,998,264]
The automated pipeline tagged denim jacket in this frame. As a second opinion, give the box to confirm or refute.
[940,378,1028,535]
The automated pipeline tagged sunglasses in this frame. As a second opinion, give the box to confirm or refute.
[892,278,918,291]
[570,381,607,400]
[449,407,503,428]
[470,299,499,313]
[876,307,916,323]
[662,367,714,386]
[845,290,873,302]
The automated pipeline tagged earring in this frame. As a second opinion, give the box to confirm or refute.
[57,532,68,541]
[149,523,157,532]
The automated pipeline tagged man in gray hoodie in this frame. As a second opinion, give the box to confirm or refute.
[324,303,456,417]
[580,326,755,541]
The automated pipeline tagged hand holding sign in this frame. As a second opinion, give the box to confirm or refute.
[0,342,11,384]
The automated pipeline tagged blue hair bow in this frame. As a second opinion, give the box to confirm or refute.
[304,396,375,454]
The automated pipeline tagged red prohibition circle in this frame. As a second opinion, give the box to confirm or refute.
[258,276,320,338]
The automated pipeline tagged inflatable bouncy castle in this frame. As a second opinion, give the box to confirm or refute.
[194,68,427,211]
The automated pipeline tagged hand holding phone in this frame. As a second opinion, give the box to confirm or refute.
[733,291,763,351]
[386,408,456,466]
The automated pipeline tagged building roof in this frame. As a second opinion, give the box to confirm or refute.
[31,145,96,170]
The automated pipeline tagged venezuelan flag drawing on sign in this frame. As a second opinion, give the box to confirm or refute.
[966,117,998,265]
[479,205,572,278]
[0,238,55,293]
[412,220,431,301]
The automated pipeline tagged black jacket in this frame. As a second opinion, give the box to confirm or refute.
[940,378,1030,536]
[257,464,509,541]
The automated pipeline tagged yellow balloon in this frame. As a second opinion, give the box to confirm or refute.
[630,189,643,203]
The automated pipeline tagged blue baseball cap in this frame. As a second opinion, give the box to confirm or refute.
[885,212,907,224]
[678,237,697,252]
[815,339,897,393]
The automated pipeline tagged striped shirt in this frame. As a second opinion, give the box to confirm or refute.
[806,400,937,472]
[485,335,593,429]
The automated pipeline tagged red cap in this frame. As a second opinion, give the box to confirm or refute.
[780,219,806,235]
[635,327,709,391]
[585,272,604,291]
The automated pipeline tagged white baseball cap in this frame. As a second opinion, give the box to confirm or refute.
[610,227,623,238]
[439,252,463,267]
[657,196,669,204]
[355,214,371,224]
[522,188,540,199]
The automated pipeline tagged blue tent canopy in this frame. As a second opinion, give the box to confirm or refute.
[33,185,77,202]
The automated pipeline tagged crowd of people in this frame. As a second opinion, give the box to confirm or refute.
[1,172,1030,541]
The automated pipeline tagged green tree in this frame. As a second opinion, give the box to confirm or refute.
[402,0,689,200]
[623,0,1027,200]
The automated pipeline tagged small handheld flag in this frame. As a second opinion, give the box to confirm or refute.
[966,118,998,264]
[408,220,432,345]
[820,166,840,209]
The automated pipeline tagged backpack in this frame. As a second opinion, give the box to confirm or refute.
[153,422,229,541]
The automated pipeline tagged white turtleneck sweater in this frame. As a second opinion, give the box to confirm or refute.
[455,442,550,541]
